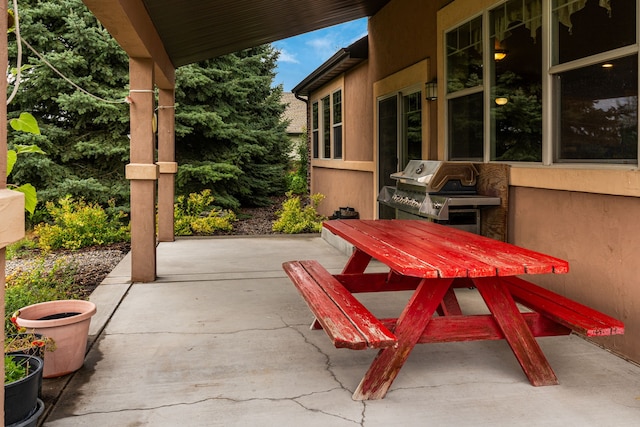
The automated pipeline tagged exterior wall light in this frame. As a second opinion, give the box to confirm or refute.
[495,97,509,105]
[494,50,508,61]
[425,79,437,101]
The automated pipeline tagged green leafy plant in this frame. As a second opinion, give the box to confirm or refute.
[272,192,326,234]
[33,197,130,251]
[286,131,308,194]
[5,258,77,331]
[6,112,45,214]
[174,189,237,236]
[6,237,38,260]
[4,355,28,384]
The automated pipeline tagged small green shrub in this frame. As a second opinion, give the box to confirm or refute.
[174,189,237,236]
[286,131,309,194]
[6,238,38,260]
[286,171,307,194]
[34,197,129,251]
[5,258,77,331]
[272,192,326,234]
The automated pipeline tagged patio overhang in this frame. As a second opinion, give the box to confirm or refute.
[84,0,390,72]
[78,0,391,282]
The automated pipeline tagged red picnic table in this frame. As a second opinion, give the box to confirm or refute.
[283,219,624,400]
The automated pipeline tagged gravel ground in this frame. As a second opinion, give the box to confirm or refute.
[5,198,285,296]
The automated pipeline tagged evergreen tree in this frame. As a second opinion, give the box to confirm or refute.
[175,46,290,209]
[8,0,290,213]
[7,0,131,208]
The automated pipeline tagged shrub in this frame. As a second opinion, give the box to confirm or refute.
[6,238,38,260]
[34,197,129,251]
[174,189,237,236]
[285,171,307,194]
[272,192,326,234]
[286,131,309,194]
[5,258,77,331]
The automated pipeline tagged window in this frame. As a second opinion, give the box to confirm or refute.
[490,0,543,161]
[552,0,638,163]
[311,89,343,159]
[312,102,319,158]
[446,16,484,160]
[333,90,343,159]
[445,0,639,164]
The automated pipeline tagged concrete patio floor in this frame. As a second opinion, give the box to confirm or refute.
[41,235,640,426]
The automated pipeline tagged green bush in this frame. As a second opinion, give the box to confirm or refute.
[5,258,77,331]
[34,197,130,251]
[174,189,237,236]
[286,131,309,194]
[285,171,307,194]
[272,192,326,234]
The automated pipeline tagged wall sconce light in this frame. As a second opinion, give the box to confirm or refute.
[425,79,437,101]
[494,49,508,61]
[495,97,509,106]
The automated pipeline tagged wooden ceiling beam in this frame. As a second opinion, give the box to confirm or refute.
[83,0,175,88]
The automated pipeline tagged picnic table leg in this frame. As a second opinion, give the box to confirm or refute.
[353,278,453,400]
[342,248,372,274]
[437,287,463,316]
[472,277,559,386]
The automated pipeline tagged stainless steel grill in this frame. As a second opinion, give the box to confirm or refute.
[377,160,500,233]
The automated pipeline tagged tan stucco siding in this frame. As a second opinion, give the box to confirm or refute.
[311,167,374,219]
[369,1,440,159]
[509,187,640,361]
[344,62,373,162]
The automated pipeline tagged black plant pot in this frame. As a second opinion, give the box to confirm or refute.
[4,354,44,426]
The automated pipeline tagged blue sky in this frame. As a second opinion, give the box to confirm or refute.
[272,18,368,92]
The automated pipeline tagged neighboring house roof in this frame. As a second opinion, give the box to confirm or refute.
[282,93,307,135]
[292,36,369,97]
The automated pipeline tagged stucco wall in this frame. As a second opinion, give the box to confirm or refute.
[369,0,440,158]
[312,168,374,219]
[509,186,640,362]
[344,62,373,162]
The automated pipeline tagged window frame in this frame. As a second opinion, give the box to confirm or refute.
[310,88,344,160]
[443,0,640,166]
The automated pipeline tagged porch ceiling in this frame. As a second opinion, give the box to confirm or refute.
[140,0,390,68]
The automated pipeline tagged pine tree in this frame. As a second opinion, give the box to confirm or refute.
[7,0,131,208]
[175,46,290,209]
[8,0,290,213]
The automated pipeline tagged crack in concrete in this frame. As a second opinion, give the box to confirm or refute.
[281,317,367,425]
[104,324,293,337]
[66,391,361,425]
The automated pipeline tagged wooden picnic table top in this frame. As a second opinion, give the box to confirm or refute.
[323,219,569,279]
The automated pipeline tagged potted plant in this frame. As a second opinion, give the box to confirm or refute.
[4,353,45,427]
[5,313,56,358]
[15,300,97,378]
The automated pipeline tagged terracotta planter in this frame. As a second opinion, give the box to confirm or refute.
[16,300,97,378]
[4,354,43,426]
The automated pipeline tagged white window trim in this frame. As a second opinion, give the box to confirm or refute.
[310,87,344,160]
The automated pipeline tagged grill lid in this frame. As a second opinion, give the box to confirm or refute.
[391,160,479,193]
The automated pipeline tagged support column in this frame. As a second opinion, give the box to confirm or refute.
[157,88,176,242]
[126,58,157,282]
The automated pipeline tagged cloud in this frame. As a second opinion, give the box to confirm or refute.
[277,48,299,64]
[306,34,340,60]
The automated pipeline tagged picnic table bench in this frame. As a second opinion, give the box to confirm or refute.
[283,219,624,400]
